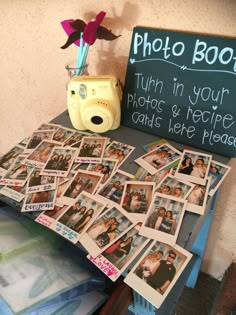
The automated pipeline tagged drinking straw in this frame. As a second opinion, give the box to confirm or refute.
[76,33,83,75]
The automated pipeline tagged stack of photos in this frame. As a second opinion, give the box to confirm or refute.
[0,122,231,309]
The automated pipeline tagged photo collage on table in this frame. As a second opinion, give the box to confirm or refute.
[0,122,231,308]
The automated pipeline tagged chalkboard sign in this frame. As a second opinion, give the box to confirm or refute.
[121,27,236,157]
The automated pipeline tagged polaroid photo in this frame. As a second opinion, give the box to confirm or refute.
[0,145,25,177]
[63,130,91,147]
[26,169,57,194]
[208,160,231,197]
[96,169,134,206]
[186,178,211,215]
[0,185,26,202]
[0,155,34,187]
[134,167,170,187]
[52,126,76,144]
[103,140,135,168]
[37,122,61,131]
[120,181,155,221]
[142,139,169,152]
[174,149,212,185]
[79,205,137,258]
[56,176,74,200]
[76,136,108,164]
[24,130,54,153]
[50,191,107,244]
[124,240,192,309]
[18,137,30,148]
[21,189,57,212]
[156,174,194,199]
[87,223,150,282]
[24,140,62,168]
[140,193,187,246]
[57,169,103,205]
[86,158,118,186]
[135,144,182,175]
[35,204,69,229]
[41,147,78,177]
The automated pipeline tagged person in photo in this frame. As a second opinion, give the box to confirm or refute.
[30,144,53,163]
[95,220,119,248]
[9,164,28,180]
[100,180,121,198]
[29,170,42,186]
[104,236,133,264]
[87,217,118,240]
[171,187,183,198]
[29,191,51,203]
[178,157,194,175]
[157,185,171,195]
[59,154,72,171]
[73,208,94,233]
[190,158,207,178]
[45,153,59,170]
[146,207,166,229]
[135,250,164,282]
[147,250,177,294]
[101,165,111,184]
[92,143,102,157]
[187,184,205,205]
[158,210,176,234]
[110,184,124,204]
[0,151,18,170]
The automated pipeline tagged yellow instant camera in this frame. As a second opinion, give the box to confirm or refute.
[67,76,122,133]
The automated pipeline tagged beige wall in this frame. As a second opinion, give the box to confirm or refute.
[0,0,236,278]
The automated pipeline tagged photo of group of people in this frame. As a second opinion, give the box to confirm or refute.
[42,147,77,177]
[36,191,106,244]
[104,140,135,167]
[103,224,148,270]
[63,130,89,147]
[88,223,150,282]
[121,181,155,219]
[87,158,118,185]
[26,169,56,193]
[0,145,24,176]
[22,189,56,212]
[0,155,34,187]
[124,241,192,308]
[76,136,107,163]
[135,143,182,175]
[175,149,212,185]
[97,169,134,205]
[156,174,194,199]
[25,130,54,151]
[134,167,170,187]
[58,170,102,205]
[52,126,75,144]
[58,192,105,234]
[208,160,231,196]
[140,193,187,245]
[80,205,135,257]
[25,140,61,168]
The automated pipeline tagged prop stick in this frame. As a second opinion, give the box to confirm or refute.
[76,33,83,75]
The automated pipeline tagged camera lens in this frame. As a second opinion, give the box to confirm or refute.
[91,116,103,125]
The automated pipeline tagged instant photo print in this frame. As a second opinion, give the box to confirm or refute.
[124,240,192,309]
[88,223,150,282]
[135,143,182,175]
[79,205,137,257]
[175,149,212,185]
[140,192,187,245]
